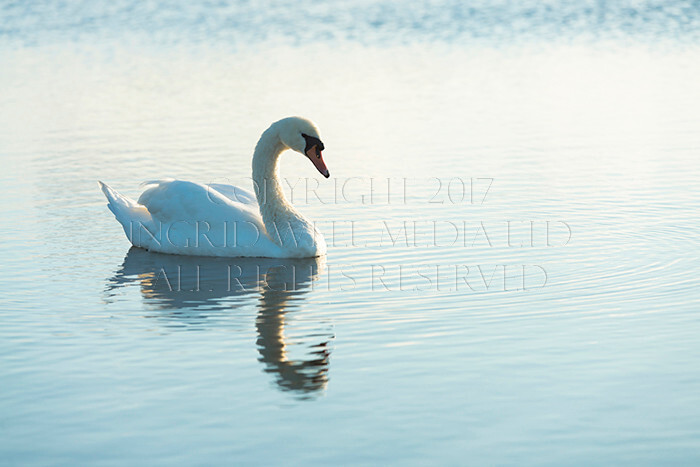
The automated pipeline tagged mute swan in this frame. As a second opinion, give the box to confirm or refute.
[99,116,329,258]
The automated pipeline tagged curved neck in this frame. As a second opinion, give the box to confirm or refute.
[251,127,303,238]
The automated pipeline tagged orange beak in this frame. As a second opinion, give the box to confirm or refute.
[307,146,330,178]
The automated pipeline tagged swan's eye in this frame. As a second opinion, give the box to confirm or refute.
[302,133,324,158]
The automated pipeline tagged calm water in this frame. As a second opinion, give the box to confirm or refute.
[2,0,700,464]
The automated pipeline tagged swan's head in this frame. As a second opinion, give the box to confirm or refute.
[277,116,329,178]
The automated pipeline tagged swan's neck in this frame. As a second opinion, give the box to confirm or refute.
[252,127,305,240]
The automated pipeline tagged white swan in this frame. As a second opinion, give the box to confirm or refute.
[99,116,330,258]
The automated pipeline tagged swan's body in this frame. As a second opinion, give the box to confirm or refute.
[99,117,329,258]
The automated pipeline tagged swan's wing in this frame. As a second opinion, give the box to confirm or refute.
[102,179,285,257]
[137,179,262,226]
[206,183,258,206]
[132,179,274,256]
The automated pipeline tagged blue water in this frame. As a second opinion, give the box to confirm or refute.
[1,0,700,464]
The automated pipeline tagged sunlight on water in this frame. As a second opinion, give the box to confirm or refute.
[1,0,700,464]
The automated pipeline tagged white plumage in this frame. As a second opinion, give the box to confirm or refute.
[99,117,329,258]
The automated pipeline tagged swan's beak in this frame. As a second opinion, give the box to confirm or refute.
[307,147,330,178]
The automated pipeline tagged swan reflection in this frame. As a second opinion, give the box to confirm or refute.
[106,247,333,396]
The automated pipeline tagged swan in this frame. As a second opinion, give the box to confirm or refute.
[99,116,330,258]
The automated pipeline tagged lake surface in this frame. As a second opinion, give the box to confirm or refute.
[1,0,700,464]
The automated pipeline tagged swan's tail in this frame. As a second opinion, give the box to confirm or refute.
[99,181,155,245]
[99,181,137,212]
